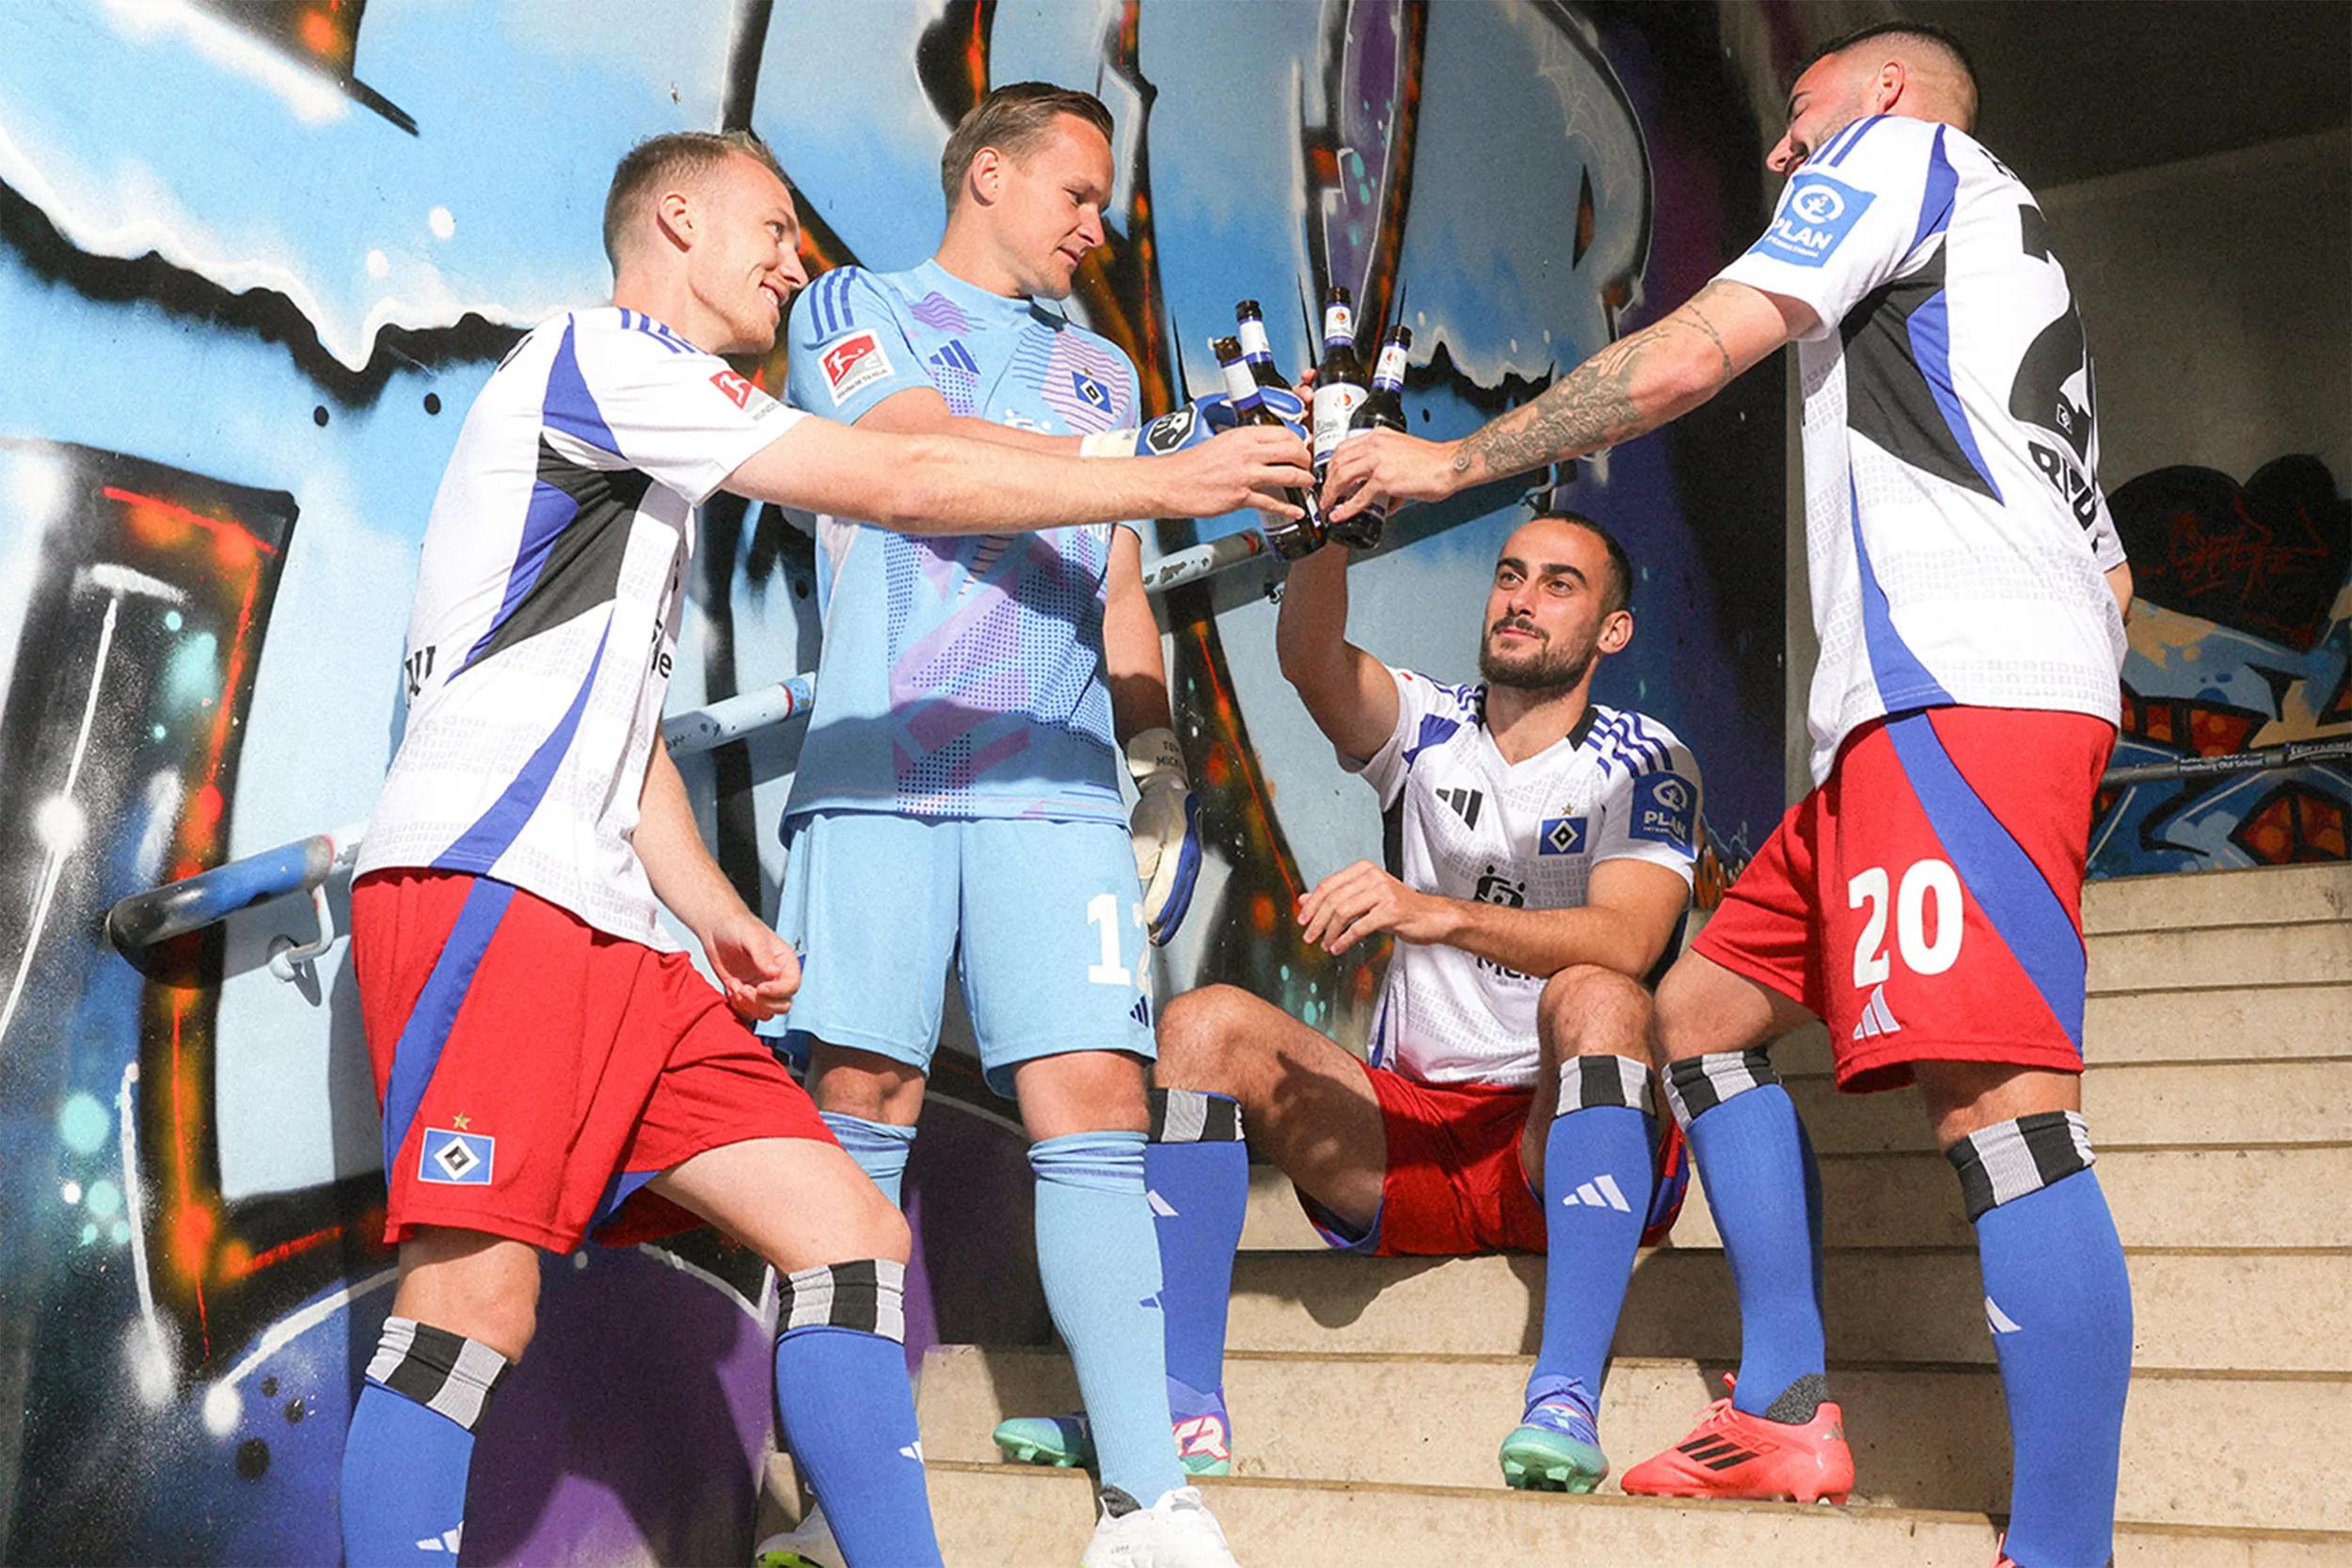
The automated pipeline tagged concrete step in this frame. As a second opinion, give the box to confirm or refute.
[2075,985,2352,1064]
[2085,863,2352,936]
[914,1461,2352,1567]
[1777,1059,2352,1153]
[918,1345,2352,1532]
[2088,920,2352,993]
[1222,1246,2352,1373]
[1242,1145,2352,1252]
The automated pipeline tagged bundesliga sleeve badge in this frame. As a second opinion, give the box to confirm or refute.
[820,330,893,405]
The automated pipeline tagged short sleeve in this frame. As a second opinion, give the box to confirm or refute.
[559,315,801,508]
[1344,666,1472,808]
[785,266,931,425]
[1589,738,1703,887]
[1716,116,1943,340]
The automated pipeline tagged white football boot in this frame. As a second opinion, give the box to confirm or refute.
[1078,1485,1240,1568]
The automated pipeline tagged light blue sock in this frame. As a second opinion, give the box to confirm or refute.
[822,1112,917,1208]
[1030,1130,1183,1506]
[771,1261,942,1568]
[1667,1053,1828,1420]
[1953,1119,2132,1568]
[340,1318,507,1566]
[1146,1090,1248,1416]
[1529,1061,1656,1407]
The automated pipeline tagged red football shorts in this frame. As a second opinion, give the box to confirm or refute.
[1298,1063,1687,1257]
[1692,706,2115,1094]
[352,868,832,1251]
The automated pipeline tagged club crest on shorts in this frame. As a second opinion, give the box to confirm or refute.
[420,1128,496,1185]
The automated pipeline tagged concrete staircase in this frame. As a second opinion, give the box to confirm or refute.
[787,864,2352,1564]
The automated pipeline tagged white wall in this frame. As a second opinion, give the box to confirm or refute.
[2041,128,2352,487]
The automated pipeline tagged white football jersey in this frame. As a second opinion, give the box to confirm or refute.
[357,308,800,946]
[1350,668,1700,1089]
[1716,116,2127,785]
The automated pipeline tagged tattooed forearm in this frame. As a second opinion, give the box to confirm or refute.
[1454,337,1648,480]
[1451,282,1746,483]
[1680,281,1740,388]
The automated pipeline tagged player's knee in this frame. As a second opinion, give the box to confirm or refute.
[843,1177,914,1266]
[1154,984,1259,1090]
[809,1044,925,1123]
[1538,964,1652,1060]
[397,1266,540,1363]
[1649,957,1715,1062]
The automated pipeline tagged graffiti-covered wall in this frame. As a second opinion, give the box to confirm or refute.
[2048,132,2352,877]
[0,3,1781,1562]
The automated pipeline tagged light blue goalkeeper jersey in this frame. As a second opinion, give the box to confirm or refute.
[783,259,1142,824]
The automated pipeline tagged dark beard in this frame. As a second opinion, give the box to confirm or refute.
[1479,626,1597,694]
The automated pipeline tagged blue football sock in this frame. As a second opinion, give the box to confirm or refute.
[341,1318,508,1566]
[1668,1053,1828,1419]
[1031,1130,1183,1505]
[1529,1064,1656,1408]
[1145,1090,1248,1411]
[771,1260,942,1568]
[821,1112,917,1208]
[1953,1118,2132,1568]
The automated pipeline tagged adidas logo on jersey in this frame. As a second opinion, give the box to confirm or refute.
[1851,984,1902,1041]
[416,1527,463,1553]
[1562,1173,1633,1213]
[1129,993,1152,1028]
[1986,1296,2024,1335]
[1437,785,1485,829]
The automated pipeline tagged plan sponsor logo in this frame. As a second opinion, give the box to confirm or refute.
[1752,175,1874,268]
[1630,771,1698,854]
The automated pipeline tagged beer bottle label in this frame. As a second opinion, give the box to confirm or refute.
[1311,382,1368,463]
[1237,318,1276,365]
[1372,341,1410,390]
[1322,303,1354,345]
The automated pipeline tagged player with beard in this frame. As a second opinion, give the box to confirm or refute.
[994,511,1703,1492]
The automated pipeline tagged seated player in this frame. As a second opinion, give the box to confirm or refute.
[337,129,1308,1568]
[995,511,1701,1493]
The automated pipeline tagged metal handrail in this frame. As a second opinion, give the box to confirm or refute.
[102,531,1272,958]
[2100,735,2352,787]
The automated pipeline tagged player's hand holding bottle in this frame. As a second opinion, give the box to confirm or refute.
[1152,424,1315,521]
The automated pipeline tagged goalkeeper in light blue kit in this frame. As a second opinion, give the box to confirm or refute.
[763,83,1251,1568]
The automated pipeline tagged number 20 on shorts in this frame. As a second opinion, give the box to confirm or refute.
[1849,859,1963,987]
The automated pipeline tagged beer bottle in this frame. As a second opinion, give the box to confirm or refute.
[1232,300,1292,394]
[1309,286,1368,485]
[1326,325,1413,550]
[1210,334,1322,560]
